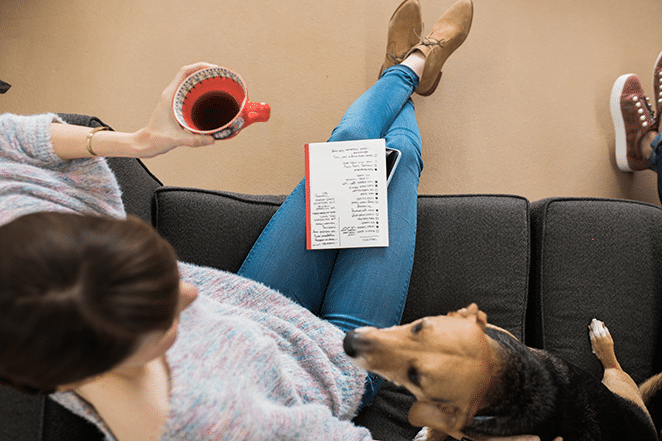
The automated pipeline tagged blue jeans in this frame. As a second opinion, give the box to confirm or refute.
[237,65,423,407]
[649,131,662,200]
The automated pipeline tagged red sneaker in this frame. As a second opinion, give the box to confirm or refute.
[610,74,656,172]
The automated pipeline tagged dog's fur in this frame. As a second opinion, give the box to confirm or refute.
[343,304,662,441]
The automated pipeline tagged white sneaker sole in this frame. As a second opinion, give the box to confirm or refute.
[654,50,662,115]
[610,74,635,172]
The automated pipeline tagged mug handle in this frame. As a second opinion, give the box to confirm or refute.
[242,101,271,128]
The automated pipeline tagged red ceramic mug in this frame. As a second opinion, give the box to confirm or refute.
[173,67,270,140]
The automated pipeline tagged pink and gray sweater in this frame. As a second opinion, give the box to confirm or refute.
[0,113,373,440]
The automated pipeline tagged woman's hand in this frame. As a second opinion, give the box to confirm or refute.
[131,62,217,158]
[52,63,217,160]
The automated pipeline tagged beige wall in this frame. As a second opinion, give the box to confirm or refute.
[2,0,662,205]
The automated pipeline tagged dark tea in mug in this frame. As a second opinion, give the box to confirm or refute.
[190,91,241,131]
[174,66,270,139]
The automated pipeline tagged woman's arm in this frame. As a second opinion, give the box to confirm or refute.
[51,63,217,160]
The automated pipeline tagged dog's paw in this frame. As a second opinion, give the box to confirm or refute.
[412,427,447,441]
[589,319,617,367]
[412,427,428,441]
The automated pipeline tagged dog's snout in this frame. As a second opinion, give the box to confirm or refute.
[344,330,372,358]
[343,330,360,358]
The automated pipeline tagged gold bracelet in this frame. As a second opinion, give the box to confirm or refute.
[85,126,110,157]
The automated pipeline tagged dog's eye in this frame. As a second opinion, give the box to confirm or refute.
[407,366,421,387]
[411,321,424,334]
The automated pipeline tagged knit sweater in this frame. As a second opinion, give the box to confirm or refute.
[0,113,372,441]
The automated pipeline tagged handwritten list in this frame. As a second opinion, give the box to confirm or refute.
[305,139,389,250]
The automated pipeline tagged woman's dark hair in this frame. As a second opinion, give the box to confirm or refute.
[0,212,180,395]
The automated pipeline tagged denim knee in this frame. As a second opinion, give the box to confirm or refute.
[328,123,372,143]
[386,129,423,174]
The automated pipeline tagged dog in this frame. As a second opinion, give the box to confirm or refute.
[343,303,662,441]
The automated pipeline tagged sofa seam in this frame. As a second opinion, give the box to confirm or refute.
[155,186,286,207]
[521,197,532,343]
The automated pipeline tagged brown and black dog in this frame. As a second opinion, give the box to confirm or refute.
[343,304,662,441]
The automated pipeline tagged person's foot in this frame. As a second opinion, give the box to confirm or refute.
[610,74,656,172]
[404,0,473,96]
[380,0,423,78]
[653,50,662,124]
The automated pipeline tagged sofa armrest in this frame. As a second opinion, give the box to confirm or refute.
[107,157,162,225]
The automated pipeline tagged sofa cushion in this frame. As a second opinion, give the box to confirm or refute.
[153,190,531,441]
[154,187,286,272]
[403,195,531,338]
[155,190,532,334]
[530,198,662,384]
[354,194,531,441]
[0,388,43,441]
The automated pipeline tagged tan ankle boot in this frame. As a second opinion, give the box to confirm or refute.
[405,0,473,96]
[379,0,423,78]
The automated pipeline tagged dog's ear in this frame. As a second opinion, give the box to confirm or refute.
[0,80,10,94]
[408,401,466,434]
[470,304,488,331]
[449,303,488,331]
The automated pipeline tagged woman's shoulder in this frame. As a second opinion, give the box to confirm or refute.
[0,113,126,223]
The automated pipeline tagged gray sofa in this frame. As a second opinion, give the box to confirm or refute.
[2,114,662,440]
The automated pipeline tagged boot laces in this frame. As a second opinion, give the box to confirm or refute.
[415,31,445,50]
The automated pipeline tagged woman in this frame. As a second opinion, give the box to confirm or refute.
[0,1,557,440]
